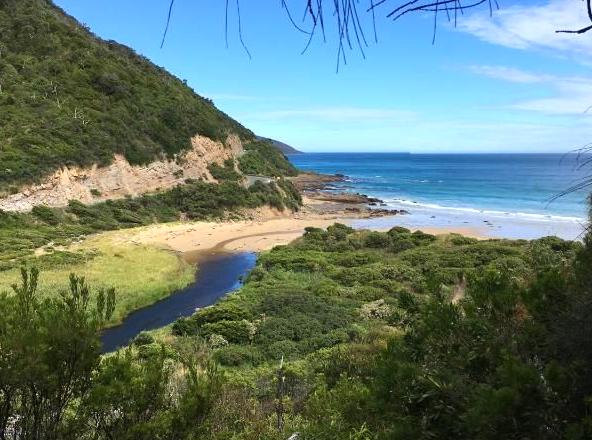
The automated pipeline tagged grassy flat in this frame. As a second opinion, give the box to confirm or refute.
[0,231,195,325]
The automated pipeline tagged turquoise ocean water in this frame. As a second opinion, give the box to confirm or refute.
[289,153,590,239]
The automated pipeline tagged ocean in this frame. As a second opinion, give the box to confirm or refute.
[289,153,590,240]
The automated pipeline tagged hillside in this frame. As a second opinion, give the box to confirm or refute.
[257,136,303,154]
[0,0,254,193]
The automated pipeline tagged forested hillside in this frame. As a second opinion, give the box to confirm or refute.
[0,0,252,191]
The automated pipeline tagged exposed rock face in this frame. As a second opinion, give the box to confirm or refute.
[0,134,244,212]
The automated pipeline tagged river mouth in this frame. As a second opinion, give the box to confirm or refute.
[100,251,257,353]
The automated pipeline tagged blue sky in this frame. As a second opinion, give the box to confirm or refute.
[55,0,592,153]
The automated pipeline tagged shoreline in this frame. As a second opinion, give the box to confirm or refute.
[112,199,487,257]
[290,169,588,242]
[94,169,587,262]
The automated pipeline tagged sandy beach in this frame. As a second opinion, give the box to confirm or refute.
[111,197,486,256]
[101,184,586,259]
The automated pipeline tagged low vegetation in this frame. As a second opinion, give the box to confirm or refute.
[239,140,299,177]
[0,178,300,272]
[3,224,591,439]
[0,234,194,324]
[208,159,242,182]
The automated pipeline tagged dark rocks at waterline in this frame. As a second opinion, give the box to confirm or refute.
[305,191,385,205]
[344,207,408,217]
[290,172,348,191]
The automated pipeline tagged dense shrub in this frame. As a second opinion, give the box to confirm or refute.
[214,344,263,366]
[171,317,200,337]
[193,304,249,326]
[132,331,155,346]
[200,320,253,344]
[364,231,391,248]
[208,159,242,182]
[238,140,298,177]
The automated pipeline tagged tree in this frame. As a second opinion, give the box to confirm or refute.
[0,269,115,440]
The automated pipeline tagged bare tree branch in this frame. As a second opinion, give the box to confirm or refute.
[160,0,175,49]
[557,0,592,34]
[159,0,592,59]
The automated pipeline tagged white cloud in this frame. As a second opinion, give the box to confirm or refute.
[467,65,551,83]
[468,64,592,115]
[458,0,592,59]
[245,106,417,122]
[512,78,592,114]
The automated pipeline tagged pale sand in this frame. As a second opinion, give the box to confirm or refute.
[107,208,487,256]
[112,217,340,254]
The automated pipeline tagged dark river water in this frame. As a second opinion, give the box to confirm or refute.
[101,252,257,352]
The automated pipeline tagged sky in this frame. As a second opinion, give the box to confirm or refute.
[55,0,592,153]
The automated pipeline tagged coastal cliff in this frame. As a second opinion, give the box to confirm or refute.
[0,134,244,212]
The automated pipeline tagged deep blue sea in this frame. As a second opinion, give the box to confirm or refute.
[289,153,590,239]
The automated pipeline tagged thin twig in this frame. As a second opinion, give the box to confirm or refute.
[160,0,176,48]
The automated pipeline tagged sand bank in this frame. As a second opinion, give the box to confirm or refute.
[111,203,486,256]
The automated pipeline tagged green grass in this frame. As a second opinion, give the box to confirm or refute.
[0,233,195,325]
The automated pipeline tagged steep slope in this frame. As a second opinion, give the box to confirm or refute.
[257,136,303,154]
[0,0,253,194]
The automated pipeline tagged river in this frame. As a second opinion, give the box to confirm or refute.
[101,251,257,352]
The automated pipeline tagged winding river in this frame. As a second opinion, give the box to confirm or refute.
[101,252,257,352]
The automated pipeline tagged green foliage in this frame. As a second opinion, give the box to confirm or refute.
[364,231,391,248]
[208,159,242,182]
[0,268,114,438]
[0,0,253,191]
[2,225,590,439]
[238,140,298,177]
[0,179,299,271]
[0,269,225,439]
[214,344,263,367]
[201,320,253,344]
[132,331,155,346]
[167,225,591,439]
[194,303,249,326]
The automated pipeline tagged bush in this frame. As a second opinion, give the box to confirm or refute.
[214,345,263,367]
[238,140,298,177]
[208,160,241,182]
[207,334,229,349]
[364,232,391,248]
[266,340,301,361]
[31,205,63,225]
[388,226,411,236]
[450,234,478,246]
[200,320,253,344]
[193,304,249,326]
[171,317,200,336]
[390,238,416,254]
[132,331,155,346]
[411,230,437,244]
